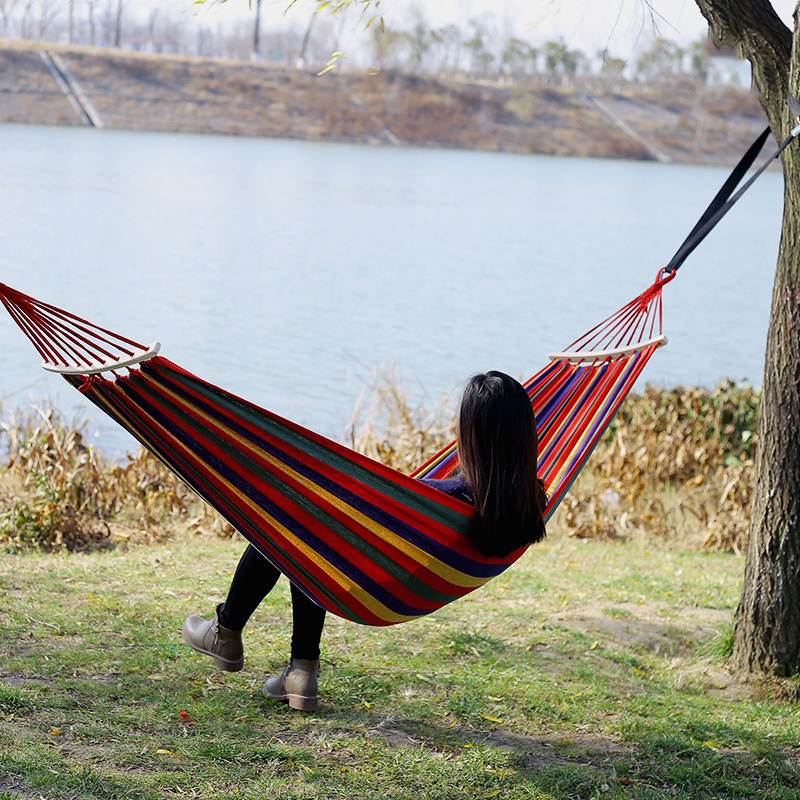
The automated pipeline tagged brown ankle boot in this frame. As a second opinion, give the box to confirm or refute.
[182,608,244,672]
[262,658,319,711]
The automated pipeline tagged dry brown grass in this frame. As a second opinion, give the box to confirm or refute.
[345,366,457,471]
[0,378,758,553]
[561,382,757,553]
[0,403,206,551]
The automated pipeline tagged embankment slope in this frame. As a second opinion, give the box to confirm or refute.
[0,40,767,164]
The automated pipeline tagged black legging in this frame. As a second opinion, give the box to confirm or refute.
[217,545,326,661]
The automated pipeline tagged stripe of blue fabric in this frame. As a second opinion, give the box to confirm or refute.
[146,362,514,579]
[71,377,365,622]
[149,361,475,532]
[116,373,481,619]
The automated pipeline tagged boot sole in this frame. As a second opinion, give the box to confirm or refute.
[181,623,244,672]
[262,687,318,711]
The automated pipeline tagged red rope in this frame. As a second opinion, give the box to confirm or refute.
[42,304,139,354]
[4,301,59,363]
[564,270,672,353]
[78,374,108,394]
[35,313,100,366]
[0,282,147,368]
[30,294,146,350]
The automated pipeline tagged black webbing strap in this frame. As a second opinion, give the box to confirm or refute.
[665,126,796,274]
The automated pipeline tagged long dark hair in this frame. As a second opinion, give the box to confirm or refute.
[458,371,546,558]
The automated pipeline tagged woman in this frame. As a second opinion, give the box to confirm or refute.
[182,370,546,711]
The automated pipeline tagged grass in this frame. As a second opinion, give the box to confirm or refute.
[2,532,799,799]
[0,380,789,797]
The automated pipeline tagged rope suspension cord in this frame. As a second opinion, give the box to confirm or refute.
[665,120,800,276]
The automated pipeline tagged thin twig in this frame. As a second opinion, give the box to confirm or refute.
[16,611,65,635]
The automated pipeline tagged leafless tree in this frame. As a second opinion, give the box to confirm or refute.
[686,0,800,678]
[86,0,95,44]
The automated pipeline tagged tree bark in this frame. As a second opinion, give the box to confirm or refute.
[694,0,800,675]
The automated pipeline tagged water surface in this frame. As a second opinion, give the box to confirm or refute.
[0,124,782,455]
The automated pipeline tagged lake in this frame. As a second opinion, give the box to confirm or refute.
[0,124,783,457]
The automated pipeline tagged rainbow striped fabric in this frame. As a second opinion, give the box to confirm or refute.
[0,277,668,625]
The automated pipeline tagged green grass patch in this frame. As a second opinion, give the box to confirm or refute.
[699,619,735,661]
[0,533,798,798]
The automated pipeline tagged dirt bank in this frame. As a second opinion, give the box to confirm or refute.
[0,40,768,164]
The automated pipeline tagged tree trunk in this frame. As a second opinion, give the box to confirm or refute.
[114,0,122,48]
[253,0,261,58]
[694,0,800,675]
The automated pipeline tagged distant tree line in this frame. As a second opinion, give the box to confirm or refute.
[0,0,741,87]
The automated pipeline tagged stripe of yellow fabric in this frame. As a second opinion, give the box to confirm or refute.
[536,368,591,451]
[150,376,490,591]
[541,354,650,519]
[539,366,603,466]
[226,487,416,625]
[96,383,366,623]
[126,375,468,608]
[101,379,418,625]
[410,442,457,479]
[161,362,471,532]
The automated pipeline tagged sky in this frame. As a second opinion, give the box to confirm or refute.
[162,0,797,59]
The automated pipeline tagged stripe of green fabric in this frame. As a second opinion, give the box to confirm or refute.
[91,379,364,623]
[130,371,463,607]
[527,362,568,405]
[155,363,472,533]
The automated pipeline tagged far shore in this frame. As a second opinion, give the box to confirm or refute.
[0,39,768,166]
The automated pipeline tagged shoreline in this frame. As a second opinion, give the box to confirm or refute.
[0,39,768,166]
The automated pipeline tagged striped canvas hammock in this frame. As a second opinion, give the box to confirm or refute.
[1,124,785,626]
[0,276,668,625]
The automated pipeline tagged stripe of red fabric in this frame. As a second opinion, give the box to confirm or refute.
[126,370,475,610]
[145,360,521,574]
[79,377,378,623]
[151,358,475,516]
[114,376,438,620]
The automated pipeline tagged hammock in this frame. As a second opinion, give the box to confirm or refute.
[0,277,667,625]
[0,124,787,626]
